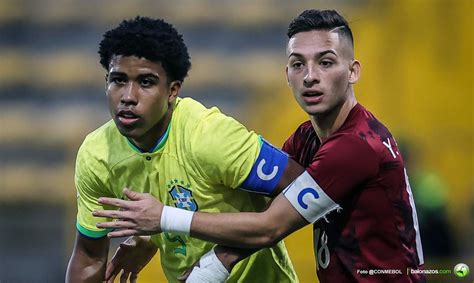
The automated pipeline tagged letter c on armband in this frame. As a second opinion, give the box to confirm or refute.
[283,171,340,223]
[256,159,278,181]
[297,188,319,209]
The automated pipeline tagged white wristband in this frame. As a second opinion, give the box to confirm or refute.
[186,249,230,283]
[160,206,194,235]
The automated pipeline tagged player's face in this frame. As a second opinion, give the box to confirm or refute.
[286,30,359,116]
[106,55,180,150]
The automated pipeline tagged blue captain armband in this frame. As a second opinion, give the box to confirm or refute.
[240,138,289,195]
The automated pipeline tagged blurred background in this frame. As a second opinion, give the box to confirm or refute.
[0,0,472,282]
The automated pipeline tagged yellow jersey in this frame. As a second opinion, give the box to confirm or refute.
[75,97,298,282]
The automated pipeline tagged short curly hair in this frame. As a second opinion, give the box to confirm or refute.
[98,16,191,83]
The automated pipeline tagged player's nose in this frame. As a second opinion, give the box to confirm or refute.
[120,83,138,105]
[303,64,320,87]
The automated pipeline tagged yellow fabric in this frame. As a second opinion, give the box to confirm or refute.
[75,97,298,282]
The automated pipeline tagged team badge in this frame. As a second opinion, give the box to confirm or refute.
[167,180,198,211]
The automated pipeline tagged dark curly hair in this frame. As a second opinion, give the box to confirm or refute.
[287,10,353,48]
[98,16,191,83]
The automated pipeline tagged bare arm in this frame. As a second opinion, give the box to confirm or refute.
[190,192,309,248]
[94,158,309,247]
[66,232,109,283]
[95,191,308,249]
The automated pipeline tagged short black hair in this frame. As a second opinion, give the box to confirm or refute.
[287,10,353,47]
[98,16,191,82]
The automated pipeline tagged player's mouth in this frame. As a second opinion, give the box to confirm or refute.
[116,109,141,127]
[302,90,324,104]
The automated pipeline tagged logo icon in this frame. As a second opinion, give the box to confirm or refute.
[297,188,319,209]
[454,263,469,278]
[257,159,278,181]
[168,180,198,211]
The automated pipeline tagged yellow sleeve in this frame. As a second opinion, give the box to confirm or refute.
[74,142,114,238]
[189,107,261,189]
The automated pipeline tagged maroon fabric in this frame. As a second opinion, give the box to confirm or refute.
[283,104,425,283]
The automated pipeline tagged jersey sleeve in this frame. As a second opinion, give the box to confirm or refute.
[74,144,114,238]
[307,134,379,204]
[282,131,297,158]
[189,108,261,189]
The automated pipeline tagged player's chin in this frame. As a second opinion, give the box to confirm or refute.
[116,124,143,140]
[303,104,326,116]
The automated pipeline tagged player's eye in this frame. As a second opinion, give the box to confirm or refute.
[320,60,333,68]
[291,62,304,69]
[140,78,156,88]
[110,76,126,85]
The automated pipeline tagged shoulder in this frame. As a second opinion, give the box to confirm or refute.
[311,133,379,183]
[283,120,312,150]
[322,133,376,157]
[76,120,132,174]
[346,104,399,160]
[78,120,115,157]
[172,97,225,136]
[294,120,313,137]
[173,97,215,123]
[175,98,261,182]
[175,97,253,141]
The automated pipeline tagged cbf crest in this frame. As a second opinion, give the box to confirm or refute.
[167,179,198,211]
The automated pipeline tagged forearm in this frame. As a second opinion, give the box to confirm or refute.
[66,232,109,283]
[66,250,107,283]
[190,194,307,248]
[190,211,273,248]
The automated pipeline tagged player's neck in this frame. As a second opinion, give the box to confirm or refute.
[310,96,357,141]
[131,107,173,152]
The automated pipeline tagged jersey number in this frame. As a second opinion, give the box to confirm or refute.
[314,228,330,270]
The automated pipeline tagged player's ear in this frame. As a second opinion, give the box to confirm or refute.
[349,59,361,84]
[285,66,290,86]
[168,80,181,103]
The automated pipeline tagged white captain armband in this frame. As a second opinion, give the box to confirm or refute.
[283,171,341,223]
[240,138,289,195]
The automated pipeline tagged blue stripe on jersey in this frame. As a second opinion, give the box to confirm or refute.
[240,138,289,195]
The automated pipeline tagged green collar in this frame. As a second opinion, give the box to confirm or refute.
[126,121,172,153]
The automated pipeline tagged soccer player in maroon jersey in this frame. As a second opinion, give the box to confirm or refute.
[95,9,425,282]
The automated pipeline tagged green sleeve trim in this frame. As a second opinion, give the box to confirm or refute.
[257,135,264,146]
[76,222,111,238]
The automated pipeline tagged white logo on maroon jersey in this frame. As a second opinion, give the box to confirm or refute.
[382,138,399,159]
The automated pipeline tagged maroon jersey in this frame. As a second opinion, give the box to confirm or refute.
[283,104,425,283]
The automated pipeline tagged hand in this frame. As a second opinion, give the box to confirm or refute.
[105,236,158,283]
[177,249,230,283]
[93,188,164,238]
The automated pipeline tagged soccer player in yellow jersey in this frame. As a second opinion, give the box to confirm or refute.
[65,16,306,283]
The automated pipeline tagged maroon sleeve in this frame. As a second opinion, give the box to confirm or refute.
[307,134,379,204]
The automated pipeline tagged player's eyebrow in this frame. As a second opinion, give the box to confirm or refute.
[136,73,160,81]
[288,50,338,59]
[108,71,160,81]
[108,71,127,77]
